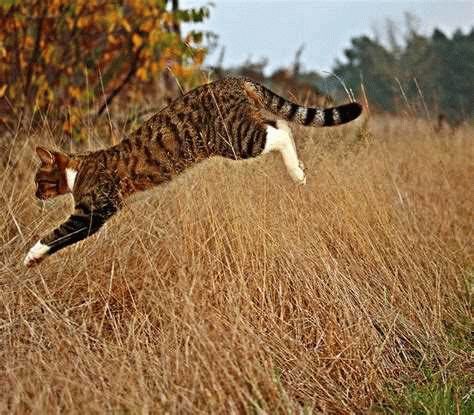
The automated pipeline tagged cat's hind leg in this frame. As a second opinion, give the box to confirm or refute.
[262,120,306,185]
[276,119,305,173]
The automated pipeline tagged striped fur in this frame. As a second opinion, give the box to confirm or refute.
[245,80,362,127]
[25,77,362,266]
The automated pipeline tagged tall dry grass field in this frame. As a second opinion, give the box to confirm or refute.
[0,115,472,413]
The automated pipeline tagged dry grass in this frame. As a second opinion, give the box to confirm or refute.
[0,115,472,413]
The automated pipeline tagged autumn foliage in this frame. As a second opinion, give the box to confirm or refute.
[0,0,210,134]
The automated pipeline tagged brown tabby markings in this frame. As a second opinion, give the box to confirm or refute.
[24,77,362,266]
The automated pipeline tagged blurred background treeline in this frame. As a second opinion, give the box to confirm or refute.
[0,0,473,137]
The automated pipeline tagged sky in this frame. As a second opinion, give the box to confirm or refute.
[181,0,474,74]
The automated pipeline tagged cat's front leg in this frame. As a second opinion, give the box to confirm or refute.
[24,189,121,267]
[24,240,51,267]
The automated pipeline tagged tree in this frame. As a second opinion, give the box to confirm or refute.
[333,22,474,122]
[334,36,398,111]
[0,0,211,134]
[428,28,474,122]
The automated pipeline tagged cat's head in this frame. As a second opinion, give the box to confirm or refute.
[34,146,74,200]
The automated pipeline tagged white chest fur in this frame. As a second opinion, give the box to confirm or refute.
[65,168,77,192]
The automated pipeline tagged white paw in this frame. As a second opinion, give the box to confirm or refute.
[290,167,306,186]
[24,241,50,267]
[298,160,305,172]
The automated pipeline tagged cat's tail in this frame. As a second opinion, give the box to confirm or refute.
[244,80,362,127]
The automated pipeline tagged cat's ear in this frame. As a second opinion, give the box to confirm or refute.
[52,150,70,168]
[36,146,54,165]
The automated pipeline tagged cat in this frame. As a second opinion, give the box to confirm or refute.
[24,77,362,267]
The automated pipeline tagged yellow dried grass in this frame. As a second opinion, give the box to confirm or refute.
[0,115,472,413]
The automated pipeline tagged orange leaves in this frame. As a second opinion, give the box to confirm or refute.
[132,33,143,49]
[194,48,206,66]
[62,109,80,135]
[136,67,148,81]
[0,85,7,98]
[121,18,132,33]
[139,18,154,33]
[171,64,194,79]
[0,0,210,135]
[108,34,119,45]
[149,28,163,45]
[68,86,82,100]
[76,16,90,29]
[150,62,160,75]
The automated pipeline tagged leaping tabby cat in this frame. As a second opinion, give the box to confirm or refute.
[24,77,362,267]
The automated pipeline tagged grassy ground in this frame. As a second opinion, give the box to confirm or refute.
[0,114,472,413]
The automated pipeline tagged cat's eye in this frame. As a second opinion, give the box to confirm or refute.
[35,180,58,199]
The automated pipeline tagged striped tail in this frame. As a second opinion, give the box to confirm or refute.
[246,80,363,127]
